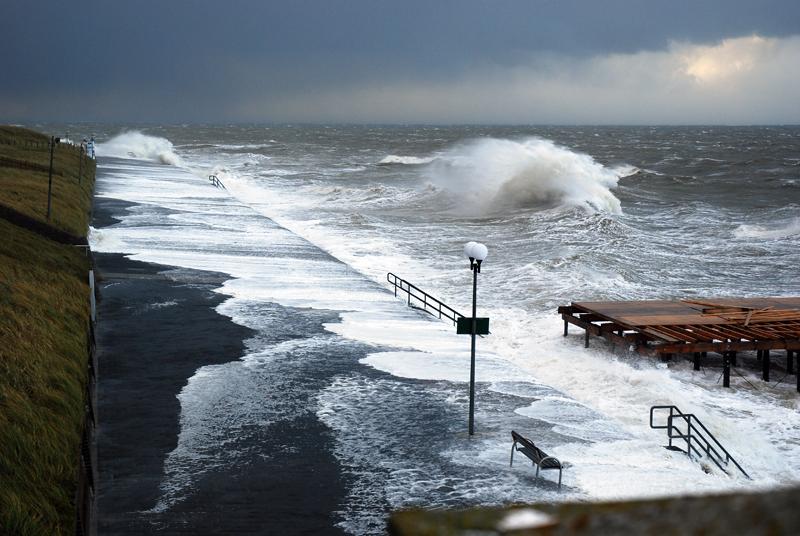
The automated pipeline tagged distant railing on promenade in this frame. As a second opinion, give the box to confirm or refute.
[386,272,465,325]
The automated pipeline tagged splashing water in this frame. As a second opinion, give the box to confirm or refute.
[734,217,800,239]
[426,137,624,214]
[97,131,183,166]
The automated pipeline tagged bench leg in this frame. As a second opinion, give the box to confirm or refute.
[558,468,562,490]
[510,444,515,467]
[535,463,540,480]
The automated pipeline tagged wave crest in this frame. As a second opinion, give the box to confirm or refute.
[734,218,800,239]
[426,137,624,214]
[97,131,182,166]
[377,155,436,166]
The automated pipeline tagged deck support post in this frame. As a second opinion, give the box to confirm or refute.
[763,350,770,382]
[563,320,568,337]
[693,352,701,371]
[757,350,763,361]
[584,329,589,348]
[701,352,707,358]
[723,352,731,388]
[730,351,737,367]
[787,350,794,375]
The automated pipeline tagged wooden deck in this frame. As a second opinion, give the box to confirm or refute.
[558,297,800,391]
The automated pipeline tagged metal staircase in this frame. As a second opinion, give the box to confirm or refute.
[650,405,750,479]
[387,272,464,325]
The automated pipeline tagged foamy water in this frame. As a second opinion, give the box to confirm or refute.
[90,125,800,532]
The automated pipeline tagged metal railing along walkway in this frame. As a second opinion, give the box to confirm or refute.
[208,174,226,189]
[650,405,750,479]
[387,272,464,325]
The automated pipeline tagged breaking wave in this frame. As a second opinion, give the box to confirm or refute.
[426,137,625,214]
[734,217,800,239]
[97,131,183,166]
[377,155,436,165]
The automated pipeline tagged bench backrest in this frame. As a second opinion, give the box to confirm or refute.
[511,430,548,461]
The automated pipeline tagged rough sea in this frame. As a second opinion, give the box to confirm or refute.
[68,123,799,533]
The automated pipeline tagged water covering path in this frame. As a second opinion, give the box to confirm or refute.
[93,158,606,534]
[90,130,798,533]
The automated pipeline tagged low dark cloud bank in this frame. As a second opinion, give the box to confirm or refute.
[2,0,799,123]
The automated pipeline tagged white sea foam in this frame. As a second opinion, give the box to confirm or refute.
[612,164,641,178]
[426,137,623,214]
[378,154,437,165]
[216,143,273,151]
[88,225,127,251]
[91,132,800,525]
[360,351,534,383]
[733,218,800,239]
[195,137,800,501]
[97,131,183,166]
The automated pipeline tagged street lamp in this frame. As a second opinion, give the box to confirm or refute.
[463,241,488,436]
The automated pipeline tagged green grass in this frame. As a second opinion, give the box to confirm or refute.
[0,126,95,535]
[0,126,95,237]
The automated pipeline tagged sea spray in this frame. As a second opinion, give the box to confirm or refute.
[97,131,183,166]
[734,217,800,239]
[377,155,437,165]
[426,137,624,214]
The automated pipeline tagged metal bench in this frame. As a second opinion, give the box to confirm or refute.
[510,430,564,489]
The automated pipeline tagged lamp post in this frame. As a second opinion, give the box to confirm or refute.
[463,241,488,436]
[46,136,60,220]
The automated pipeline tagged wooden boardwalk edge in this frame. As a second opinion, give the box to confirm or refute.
[558,298,800,392]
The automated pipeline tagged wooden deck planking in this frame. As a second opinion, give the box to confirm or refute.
[560,297,800,391]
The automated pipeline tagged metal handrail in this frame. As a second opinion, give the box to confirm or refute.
[208,174,226,189]
[386,272,465,325]
[650,405,750,479]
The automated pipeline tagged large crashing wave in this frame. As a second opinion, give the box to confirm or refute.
[97,131,182,166]
[427,137,625,214]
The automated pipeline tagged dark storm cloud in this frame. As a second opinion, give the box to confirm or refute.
[1,0,799,123]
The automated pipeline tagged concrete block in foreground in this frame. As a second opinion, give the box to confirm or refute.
[389,486,800,535]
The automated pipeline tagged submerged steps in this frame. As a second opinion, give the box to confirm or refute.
[650,405,749,479]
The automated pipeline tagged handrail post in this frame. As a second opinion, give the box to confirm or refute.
[667,409,673,448]
[386,272,466,325]
[686,415,692,460]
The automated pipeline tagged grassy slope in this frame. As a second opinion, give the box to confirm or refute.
[0,126,95,237]
[0,126,94,535]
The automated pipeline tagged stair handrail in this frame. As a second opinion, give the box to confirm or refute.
[386,272,464,325]
[650,405,750,479]
[208,174,226,189]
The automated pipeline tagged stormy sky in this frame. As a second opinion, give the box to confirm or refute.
[2,1,799,124]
